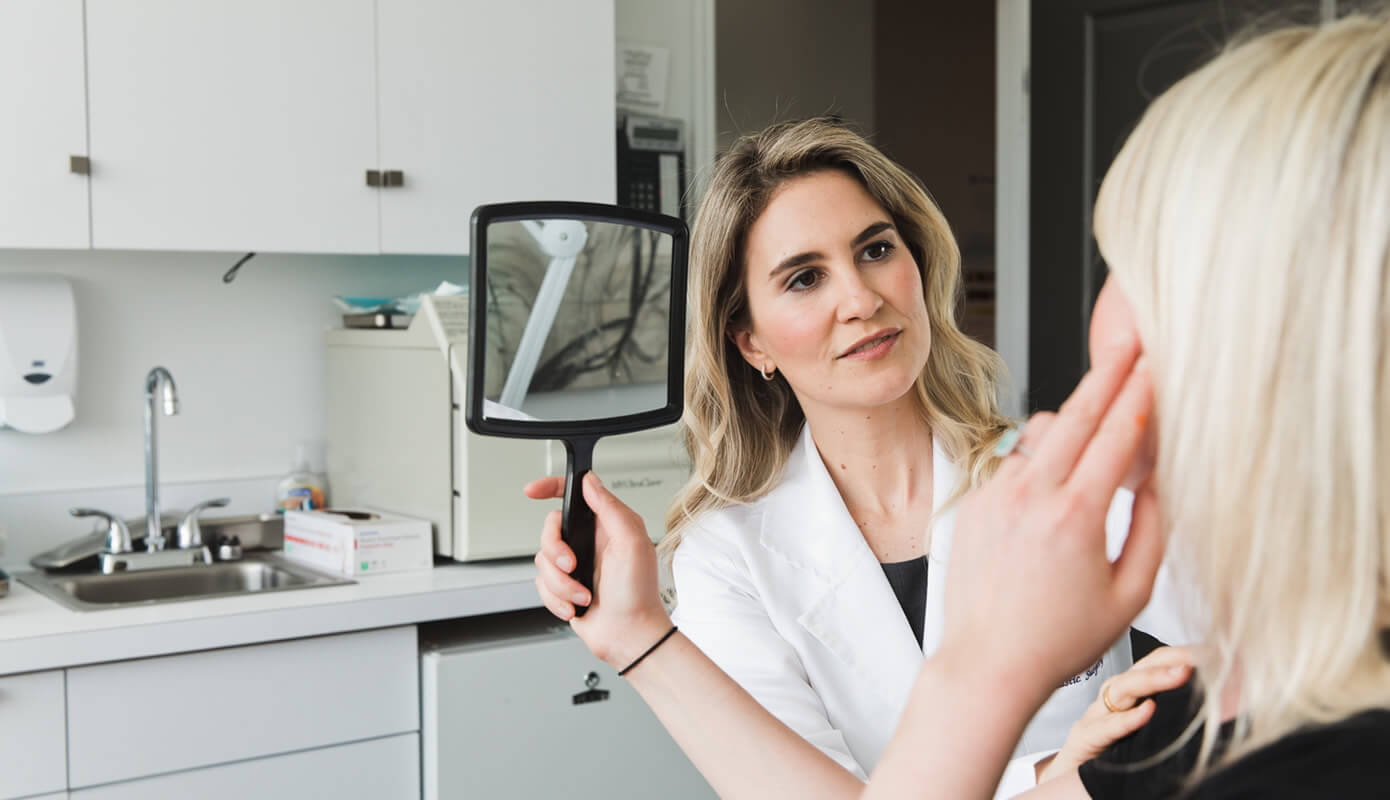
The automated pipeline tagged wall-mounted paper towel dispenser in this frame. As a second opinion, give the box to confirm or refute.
[0,275,78,434]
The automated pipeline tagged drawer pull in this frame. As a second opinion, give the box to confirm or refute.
[571,671,610,705]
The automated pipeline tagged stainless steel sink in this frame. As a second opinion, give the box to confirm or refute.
[16,553,354,611]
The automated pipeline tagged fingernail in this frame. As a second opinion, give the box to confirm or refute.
[1135,413,1149,429]
[572,591,590,605]
[558,555,574,571]
[591,473,604,488]
[1170,665,1187,675]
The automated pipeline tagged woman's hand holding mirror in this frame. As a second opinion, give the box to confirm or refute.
[527,473,672,670]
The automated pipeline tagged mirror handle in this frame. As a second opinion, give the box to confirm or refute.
[561,436,598,616]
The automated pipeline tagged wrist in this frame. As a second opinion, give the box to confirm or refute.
[606,611,674,671]
[929,643,1055,728]
[617,623,679,677]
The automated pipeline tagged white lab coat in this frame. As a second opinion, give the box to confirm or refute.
[670,424,1136,798]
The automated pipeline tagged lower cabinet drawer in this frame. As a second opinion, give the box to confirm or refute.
[67,626,419,788]
[69,732,419,800]
[422,612,714,799]
[0,670,67,800]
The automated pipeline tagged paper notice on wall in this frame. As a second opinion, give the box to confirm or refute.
[616,42,669,115]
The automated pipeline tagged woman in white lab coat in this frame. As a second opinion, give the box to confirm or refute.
[530,117,1185,797]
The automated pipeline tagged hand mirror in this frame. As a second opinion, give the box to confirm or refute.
[465,202,688,613]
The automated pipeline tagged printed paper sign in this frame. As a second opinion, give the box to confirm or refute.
[616,42,670,115]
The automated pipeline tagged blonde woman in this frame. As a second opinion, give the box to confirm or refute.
[1062,12,1390,798]
[529,117,1185,796]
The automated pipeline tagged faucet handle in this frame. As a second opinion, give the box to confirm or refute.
[177,497,230,549]
[70,507,134,555]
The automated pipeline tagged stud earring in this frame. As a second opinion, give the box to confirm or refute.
[760,363,776,381]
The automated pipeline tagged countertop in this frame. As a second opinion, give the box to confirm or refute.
[0,558,541,675]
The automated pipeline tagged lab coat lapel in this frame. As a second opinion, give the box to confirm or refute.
[922,440,961,658]
[759,425,924,708]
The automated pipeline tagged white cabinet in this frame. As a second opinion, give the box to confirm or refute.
[377,0,616,254]
[85,0,380,253]
[69,733,419,800]
[0,670,68,800]
[422,612,714,800]
[20,0,617,255]
[0,0,90,248]
[66,626,418,789]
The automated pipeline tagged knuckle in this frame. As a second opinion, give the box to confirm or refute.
[1061,488,1103,520]
[1040,500,1073,535]
[1025,411,1056,436]
[1060,389,1102,422]
[1002,476,1034,509]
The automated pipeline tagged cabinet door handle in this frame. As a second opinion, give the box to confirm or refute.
[70,155,91,175]
[365,169,382,187]
[383,170,404,188]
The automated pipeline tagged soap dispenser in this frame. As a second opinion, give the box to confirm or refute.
[0,275,78,433]
[276,441,329,512]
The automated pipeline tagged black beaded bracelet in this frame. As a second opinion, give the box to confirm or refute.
[618,625,679,677]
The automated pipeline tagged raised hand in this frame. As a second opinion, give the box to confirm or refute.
[527,473,673,670]
[940,341,1163,697]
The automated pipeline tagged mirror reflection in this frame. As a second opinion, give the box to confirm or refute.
[480,218,674,422]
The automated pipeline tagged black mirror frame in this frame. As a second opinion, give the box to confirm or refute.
[464,201,689,441]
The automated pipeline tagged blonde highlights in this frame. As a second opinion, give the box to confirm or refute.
[661,117,1012,559]
[1094,12,1390,780]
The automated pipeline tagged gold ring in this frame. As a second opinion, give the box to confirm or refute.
[1101,681,1123,713]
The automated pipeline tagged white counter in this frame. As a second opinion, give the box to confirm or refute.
[0,559,541,675]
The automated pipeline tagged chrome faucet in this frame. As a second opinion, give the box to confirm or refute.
[144,366,179,551]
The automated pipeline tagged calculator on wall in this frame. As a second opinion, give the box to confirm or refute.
[616,113,687,221]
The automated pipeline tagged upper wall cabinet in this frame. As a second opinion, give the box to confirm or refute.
[4,0,617,255]
[86,0,381,253]
[0,0,91,249]
[377,0,616,254]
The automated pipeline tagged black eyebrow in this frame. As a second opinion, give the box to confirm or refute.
[766,221,897,284]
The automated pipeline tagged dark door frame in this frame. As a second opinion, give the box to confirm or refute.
[1027,0,1150,413]
[1026,0,1336,412]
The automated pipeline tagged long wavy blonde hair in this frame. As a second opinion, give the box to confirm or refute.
[1094,12,1390,780]
[660,117,1012,559]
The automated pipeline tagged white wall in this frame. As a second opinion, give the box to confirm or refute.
[996,0,1029,417]
[616,0,717,198]
[715,0,876,150]
[0,250,460,562]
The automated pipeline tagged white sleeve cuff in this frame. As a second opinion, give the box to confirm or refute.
[993,749,1060,799]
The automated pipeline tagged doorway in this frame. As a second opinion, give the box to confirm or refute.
[1026,0,1335,411]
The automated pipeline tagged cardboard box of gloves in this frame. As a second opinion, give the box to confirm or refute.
[283,509,432,576]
